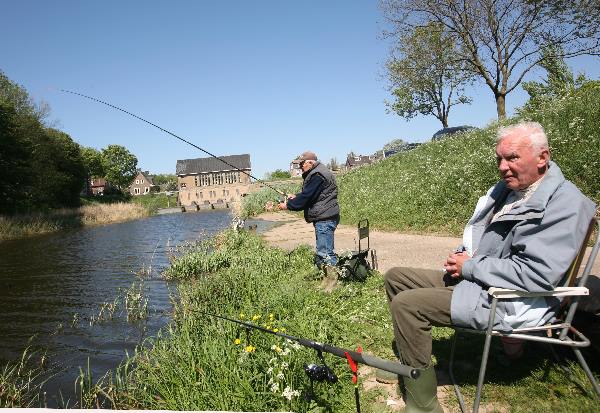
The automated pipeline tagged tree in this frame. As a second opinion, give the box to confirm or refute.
[266,169,291,180]
[383,138,409,152]
[522,45,586,101]
[101,145,138,190]
[38,129,86,208]
[382,0,600,119]
[0,101,32,213]
[385,21,474,127]
[328,158,340,171]
[81,146,105,178]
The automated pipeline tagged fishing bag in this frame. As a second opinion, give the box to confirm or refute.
[337,250,371,281]
[336,219,376,282]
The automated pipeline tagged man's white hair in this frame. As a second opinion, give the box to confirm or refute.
[497,122,549,152]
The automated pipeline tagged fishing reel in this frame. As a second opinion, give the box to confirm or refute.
[304,363,338,384]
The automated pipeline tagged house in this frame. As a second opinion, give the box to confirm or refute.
[176,154,252,210]
[129,171,159,196]
[90,177,109,195]
[345,154,375,169]
[289,159,302,177]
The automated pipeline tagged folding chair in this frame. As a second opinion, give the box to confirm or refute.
[449,217,600,413]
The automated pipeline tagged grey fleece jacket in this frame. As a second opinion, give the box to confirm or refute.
[451,161,597,332]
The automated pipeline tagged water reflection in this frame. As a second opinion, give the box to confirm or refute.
[0,210,232,406]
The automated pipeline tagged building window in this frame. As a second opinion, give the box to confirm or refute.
[134,188,140,194]
[194,176,199,187]
[144,187,149,193]
[141,179,144,184]
[136,179,139,184]
[181,183,187,188]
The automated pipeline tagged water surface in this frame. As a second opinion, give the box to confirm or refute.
[0,210,232,406]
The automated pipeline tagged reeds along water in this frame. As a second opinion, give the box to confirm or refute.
[0,203,150,240]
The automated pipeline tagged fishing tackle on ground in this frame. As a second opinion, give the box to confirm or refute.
[207,312,418,412]
[206,312,419,378]
[60,89,286,197]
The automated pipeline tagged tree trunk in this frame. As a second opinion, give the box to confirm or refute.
[495,94,506,119]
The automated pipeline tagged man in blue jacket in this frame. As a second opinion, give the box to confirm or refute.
[383,122,596,412]
[278,151,340,271]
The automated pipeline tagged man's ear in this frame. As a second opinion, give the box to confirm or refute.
[538,148,550,168]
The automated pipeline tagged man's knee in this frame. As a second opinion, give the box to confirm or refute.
[384,267,405,285]
[390,290,421,322]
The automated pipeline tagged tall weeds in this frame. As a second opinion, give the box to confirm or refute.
[0,203,149,241]
[0,349,46,407]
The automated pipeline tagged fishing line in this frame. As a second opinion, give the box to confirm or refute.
[60,89,285,196]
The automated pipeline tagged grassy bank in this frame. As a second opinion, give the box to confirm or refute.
[130,192,179,213]
[0,202,149,241]
[63,230,597,412]
[241,82,599,235]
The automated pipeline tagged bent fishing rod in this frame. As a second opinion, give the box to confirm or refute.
[60,89,286,197]
[206,312,420,379]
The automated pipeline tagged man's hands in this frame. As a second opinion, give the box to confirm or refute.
[276,194,295,210]
[444,251,470,278]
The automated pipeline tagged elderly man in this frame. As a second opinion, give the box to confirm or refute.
[278,151,340,271]
[383,122,596,412]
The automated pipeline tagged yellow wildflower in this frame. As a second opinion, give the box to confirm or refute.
[234,338,241,345]
[245,345,256,353]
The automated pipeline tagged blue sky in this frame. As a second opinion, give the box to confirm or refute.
[2,1,599,179]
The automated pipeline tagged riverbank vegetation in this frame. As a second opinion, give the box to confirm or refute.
[0,203,149,241]
[68,229,599,411]
[130,192,179,213]
[1,71,146,240]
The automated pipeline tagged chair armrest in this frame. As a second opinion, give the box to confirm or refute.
[488,286,589,299]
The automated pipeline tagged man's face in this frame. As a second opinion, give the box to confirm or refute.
[300,159,315,172]
[495,133,549,190]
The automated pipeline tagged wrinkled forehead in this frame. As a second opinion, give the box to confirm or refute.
[496,133,534,153]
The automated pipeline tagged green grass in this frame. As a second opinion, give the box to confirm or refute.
[0,348,47,408]
[67,229,599,412]
[129,192,179,213]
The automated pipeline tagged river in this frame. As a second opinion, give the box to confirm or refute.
[0,210,242,407]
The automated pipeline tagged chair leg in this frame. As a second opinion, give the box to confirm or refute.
[449,331,467,413]
[473,331,493,413]
[572,348,600,397]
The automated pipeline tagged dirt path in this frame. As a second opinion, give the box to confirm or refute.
[255,211,600,275]
[255,211,463,273]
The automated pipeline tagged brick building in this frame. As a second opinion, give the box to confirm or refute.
[176,154,251,209]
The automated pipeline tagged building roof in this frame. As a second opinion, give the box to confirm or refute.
[346,154,373,168]
[176,154,251,175]
[136,171,155,185]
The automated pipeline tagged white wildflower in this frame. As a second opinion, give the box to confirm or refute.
[282,386,300,401]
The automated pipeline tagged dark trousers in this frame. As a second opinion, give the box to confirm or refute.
[384,267,454,368]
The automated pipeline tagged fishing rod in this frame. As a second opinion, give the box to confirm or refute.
[206,312,420,379]
[60,89,286,197]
